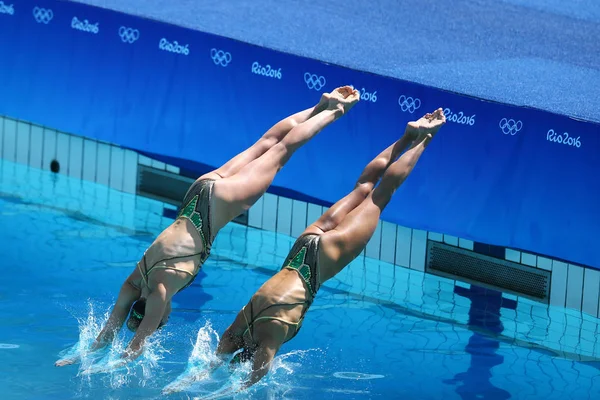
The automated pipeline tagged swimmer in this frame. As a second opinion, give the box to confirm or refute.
[210,109,446,389]
[55,86,360,367]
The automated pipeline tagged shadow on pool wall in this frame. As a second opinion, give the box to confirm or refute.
[1,0,599,319]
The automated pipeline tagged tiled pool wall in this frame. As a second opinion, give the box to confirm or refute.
[1,114,599,319]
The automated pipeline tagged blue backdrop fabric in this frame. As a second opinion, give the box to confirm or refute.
[1,0,599,268]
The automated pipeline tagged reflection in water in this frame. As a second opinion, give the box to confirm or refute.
[444,285,515,400]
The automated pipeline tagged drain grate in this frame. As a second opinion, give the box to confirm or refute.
[426,241,551,302]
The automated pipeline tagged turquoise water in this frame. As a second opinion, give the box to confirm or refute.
[1,159,599,400]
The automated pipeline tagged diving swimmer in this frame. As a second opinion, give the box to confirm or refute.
[206,108,446,389]
[55,86,361,366]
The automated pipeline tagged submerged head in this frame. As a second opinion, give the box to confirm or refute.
[126,299,147,332]
[229,347,255,370]
[126,298,171,332]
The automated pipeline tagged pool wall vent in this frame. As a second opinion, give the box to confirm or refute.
[137,164,248,225]
[426,241,551,302]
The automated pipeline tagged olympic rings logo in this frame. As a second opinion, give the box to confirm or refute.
[304,73,326,91]
[398,95,421,114]
[211,49,232,67]
[0,1,15,15]
[499,118,523,135]
[119,26,140,44]
[33,6,53,24]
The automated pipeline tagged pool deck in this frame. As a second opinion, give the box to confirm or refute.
[72,0,600,123]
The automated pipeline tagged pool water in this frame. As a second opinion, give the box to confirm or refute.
[1,159,599,400]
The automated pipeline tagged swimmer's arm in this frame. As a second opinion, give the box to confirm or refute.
[122,284,168,360]
[242,341,278,389]
[92,279,140,350]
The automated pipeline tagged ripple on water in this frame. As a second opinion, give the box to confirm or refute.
[0,343,20,349]
[333,371,384,380]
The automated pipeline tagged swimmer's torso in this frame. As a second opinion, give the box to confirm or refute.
[133,217,207,292]
[245,269,312,343]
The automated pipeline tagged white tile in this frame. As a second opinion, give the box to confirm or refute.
[291,200,308,237]
[2,118,17,162]
[56,132,70,174]
[537,256,553,271]
[29,125,44,169]
[247,195,264,228]
[365,221,382,260]
[380,221,397,264]
[96,142,111,186]
[566,264,584,311]
[166,164,180,174]
[428,232,443,242]
[410,229,427,271]
[443,234,459,247]
[395,226,412,268]
[550,261,568,307]
[109,146,125,191]
[521,252,537,267]
[122,150,138,194]
[306,203,323,226]
[68,136,83,179]
[261,193,278,232]
[276,196,293,236]
[82,139,98,182]
[582,268,600,317]
[459,238,474,250]
[151,160,166,170]
[41,128,57,171]
[15,121,30,165]
[505,249,521,263]
[139,155,152,166]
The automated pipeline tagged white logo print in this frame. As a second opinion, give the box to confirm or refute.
[352,86,378,103]
[159,38,189,55]
[499,118,522,135]
[443,108,476,126]
[252,62,282,79]
[71,17,99,34]
[119,26,139,44]
[0,1,14,15]
[210,49,231,67]
[398,95,421,113]
[33,7,52,24]
[546,129,581,148]
[304,73,326,91]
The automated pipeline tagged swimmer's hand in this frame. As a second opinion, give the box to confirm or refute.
[120,347,143,362]
[162,360,223,395]
[55,355,80,367]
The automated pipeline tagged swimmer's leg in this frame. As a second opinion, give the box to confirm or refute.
[304,131,415,235]
[210,87,359,233]
[200,94,331,181]
[318,109,445,280]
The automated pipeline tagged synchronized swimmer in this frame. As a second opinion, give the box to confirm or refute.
[55,86,446,394]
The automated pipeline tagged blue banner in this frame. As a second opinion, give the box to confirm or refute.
[1,0,599,268]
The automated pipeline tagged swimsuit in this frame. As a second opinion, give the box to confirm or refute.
[242,234,322,343]
[138,179,215,291]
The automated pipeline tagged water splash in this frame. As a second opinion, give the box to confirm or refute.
[162,321,222,394]
[163,323,323,400]
[57,300,168,390]
[55,300,109,369]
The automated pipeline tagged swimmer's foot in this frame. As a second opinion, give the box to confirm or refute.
[327,85,360,115]
[404,108,446,146]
